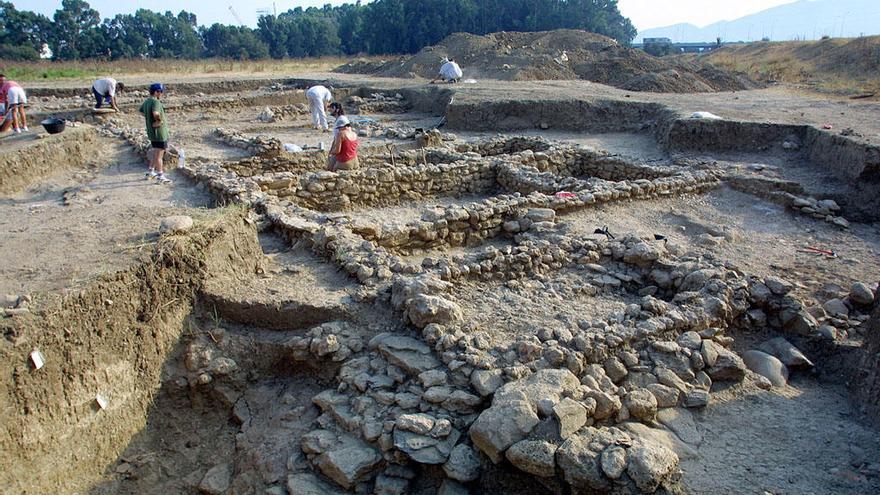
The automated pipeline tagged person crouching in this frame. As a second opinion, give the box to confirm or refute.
[328,116,359,171]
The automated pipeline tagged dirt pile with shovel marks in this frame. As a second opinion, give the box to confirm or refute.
[336,30,760,93]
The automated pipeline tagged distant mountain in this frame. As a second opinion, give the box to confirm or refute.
[637,0,880,43]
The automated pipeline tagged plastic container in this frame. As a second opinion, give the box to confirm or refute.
[178,149,186,168]
[40,118,66,134]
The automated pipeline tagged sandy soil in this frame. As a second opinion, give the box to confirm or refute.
[0,140,212,297]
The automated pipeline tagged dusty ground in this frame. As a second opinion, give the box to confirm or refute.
[4,71,879,495]
[0,140,212,296]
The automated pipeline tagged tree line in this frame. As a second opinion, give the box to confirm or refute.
[0,0,636,61]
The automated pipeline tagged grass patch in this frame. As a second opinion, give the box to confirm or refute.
[3,56,381,82]
[684,36,880,97]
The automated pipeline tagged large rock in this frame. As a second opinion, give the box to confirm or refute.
[469,399,539,463]
[407,294,463,328]
[850,282,876,306]
[506,440,557,477]
[782,309,819,336]
[758,337,813,369]
[160,215,194,234]
[656,408,702,446]
[705,344,746,382]
[442,444,481,482]
[823,298,849,317]
[742,350,788,387]
[198,464,231,495]
[287,473,345,495]
[493,369,581,409]
[470,369,504,397]
[626,439,680,492]
[315,444,382,489]
[624,389,658,423]
[556,427,630,492]
[553,398,588,439]
[600,446,628,479]
[370,334,440,375]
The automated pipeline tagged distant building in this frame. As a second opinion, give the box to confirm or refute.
[40,43,53,60]
[643,37,673,45]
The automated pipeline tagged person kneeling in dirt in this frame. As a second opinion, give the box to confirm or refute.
[306,84,333,132]
[328,116,359,171]
[139,83,172,184]
[431,57,463,84]
[92,77,124,111]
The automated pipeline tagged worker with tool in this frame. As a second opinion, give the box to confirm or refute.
[306,84,333,132]
[92,77,125,111]
[0,74,28,133]
[431,57,463,84]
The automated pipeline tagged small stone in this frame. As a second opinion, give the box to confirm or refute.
[646,383,680,408]
[506,440,558,478]
[160,215,194,234]
[469,400,539,463]
[743,350,788,387]
[818,324,841,341]
[764,276,794,295]
[604,356,628,383]
[315,444,382,489]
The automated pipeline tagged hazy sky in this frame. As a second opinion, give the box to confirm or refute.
[18,0,802,31]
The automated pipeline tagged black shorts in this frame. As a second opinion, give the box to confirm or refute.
[151,141,168,150]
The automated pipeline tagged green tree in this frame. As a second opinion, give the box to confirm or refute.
[51,0,101,59]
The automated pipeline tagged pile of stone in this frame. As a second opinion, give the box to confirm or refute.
[346,93,410,114]
[213,127,283,158]
[790,196,850,228]
[258,104,309,122]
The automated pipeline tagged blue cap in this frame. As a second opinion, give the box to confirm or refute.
[149,83,165,93]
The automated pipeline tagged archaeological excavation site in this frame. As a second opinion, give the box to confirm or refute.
[2,63,880,495]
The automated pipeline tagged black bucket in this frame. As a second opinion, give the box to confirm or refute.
[40,118,66,135]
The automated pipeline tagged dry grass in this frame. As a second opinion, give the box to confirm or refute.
[684,36,880,96]
[3,57,377,82]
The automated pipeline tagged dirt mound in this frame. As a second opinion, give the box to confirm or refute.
[341,30,759,93]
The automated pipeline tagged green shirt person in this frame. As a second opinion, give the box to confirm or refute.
[139,83,172,183]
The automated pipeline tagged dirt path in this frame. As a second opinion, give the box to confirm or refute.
[683,379,880,494]
[0,141,213,297]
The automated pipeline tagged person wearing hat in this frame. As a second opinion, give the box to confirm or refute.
[138,83,172,184]
[92,77,125,111]
[431,57,463,84]
[328,115,359,171]
[306,84,333,132]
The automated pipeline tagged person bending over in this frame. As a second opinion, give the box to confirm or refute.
[306,84,333,132]
[431,57,463,84]
[92,77,125,111]
[0,74,28,133]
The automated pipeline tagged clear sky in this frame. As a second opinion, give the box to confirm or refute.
[17,0,801,31]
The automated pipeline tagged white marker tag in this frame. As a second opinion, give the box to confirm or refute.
[30,350,45,370]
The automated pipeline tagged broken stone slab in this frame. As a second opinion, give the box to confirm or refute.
[393,427,461,464]
[370,333,440,375]
[758,337,813,369]
[742,350,788,387]
[315,443,382,489]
